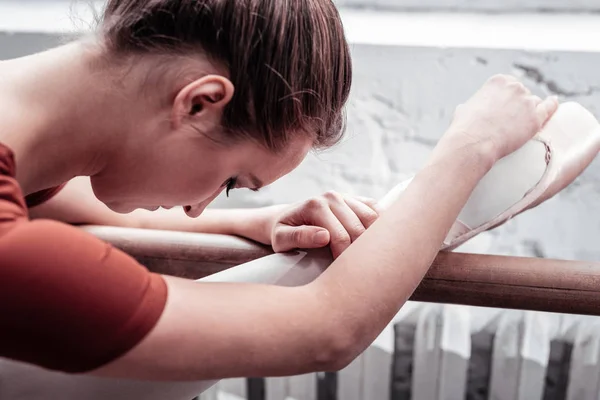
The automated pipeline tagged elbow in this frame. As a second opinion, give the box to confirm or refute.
[310,324,364,372]
[292,286,371,372]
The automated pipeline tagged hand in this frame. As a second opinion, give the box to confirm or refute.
[442,74,559,163]
[265,191,380,258]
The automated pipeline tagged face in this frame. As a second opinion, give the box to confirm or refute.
[90,128,311,217]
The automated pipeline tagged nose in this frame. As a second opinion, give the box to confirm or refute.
[184,186,225,218]
[184,203,207,218]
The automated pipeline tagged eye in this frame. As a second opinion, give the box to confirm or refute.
[223,177,238,197]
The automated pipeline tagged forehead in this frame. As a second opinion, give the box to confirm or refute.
[245,136,312,185]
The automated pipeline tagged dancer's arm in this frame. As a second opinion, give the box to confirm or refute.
[29,178,378,258]
[92,76,558,381]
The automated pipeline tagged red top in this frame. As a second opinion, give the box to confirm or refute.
[0,142,168,373]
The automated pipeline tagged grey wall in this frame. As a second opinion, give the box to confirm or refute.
[335,0,600,12]
[3,0,598,14]
[0,32,67,58]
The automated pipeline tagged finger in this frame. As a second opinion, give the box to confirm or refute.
[271,224,330,253]
[529,94,543,105]
[536,96,559,126]
[278,199,351,258]
[344,197,380,229]
[508,80,530,95]
[488,74,518,85]
[354,196,381,212]
[342,194,381,213]
[325,195,368,254]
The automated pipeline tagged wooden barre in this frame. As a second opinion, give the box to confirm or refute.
[82,225,600,316]
[81,225,273,277]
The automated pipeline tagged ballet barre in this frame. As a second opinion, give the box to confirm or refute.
[83,225,600,316]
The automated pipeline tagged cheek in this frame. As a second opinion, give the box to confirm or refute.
[168,146,237,204]
[174,167,227,203]
[91,140,233,206]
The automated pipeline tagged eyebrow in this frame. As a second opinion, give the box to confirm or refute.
[249,174,264,191]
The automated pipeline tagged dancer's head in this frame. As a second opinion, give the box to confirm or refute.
[89,0,352,216]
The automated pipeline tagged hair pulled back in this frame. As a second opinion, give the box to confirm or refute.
[101,0,352,151]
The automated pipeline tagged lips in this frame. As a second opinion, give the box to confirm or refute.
[144,205,175,211]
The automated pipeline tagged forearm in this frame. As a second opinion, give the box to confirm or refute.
[136,206,283,243]
[310,140,494,358]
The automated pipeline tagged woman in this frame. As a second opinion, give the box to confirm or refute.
[0,0,574,382]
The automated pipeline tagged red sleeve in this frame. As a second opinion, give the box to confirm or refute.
[0,144,168,373]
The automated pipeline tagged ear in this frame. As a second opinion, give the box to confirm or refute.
[171,75,234,131]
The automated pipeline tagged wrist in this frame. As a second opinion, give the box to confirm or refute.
[431,129,497,174]
[230,205,286,245]
[224,209,264,241]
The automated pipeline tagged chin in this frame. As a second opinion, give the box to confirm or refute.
[105,202,143,214]
[107,199,175,213]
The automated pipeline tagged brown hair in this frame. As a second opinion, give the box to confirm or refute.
[100,0,352,152]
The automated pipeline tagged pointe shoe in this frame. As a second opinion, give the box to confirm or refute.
[378,101,600,251]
